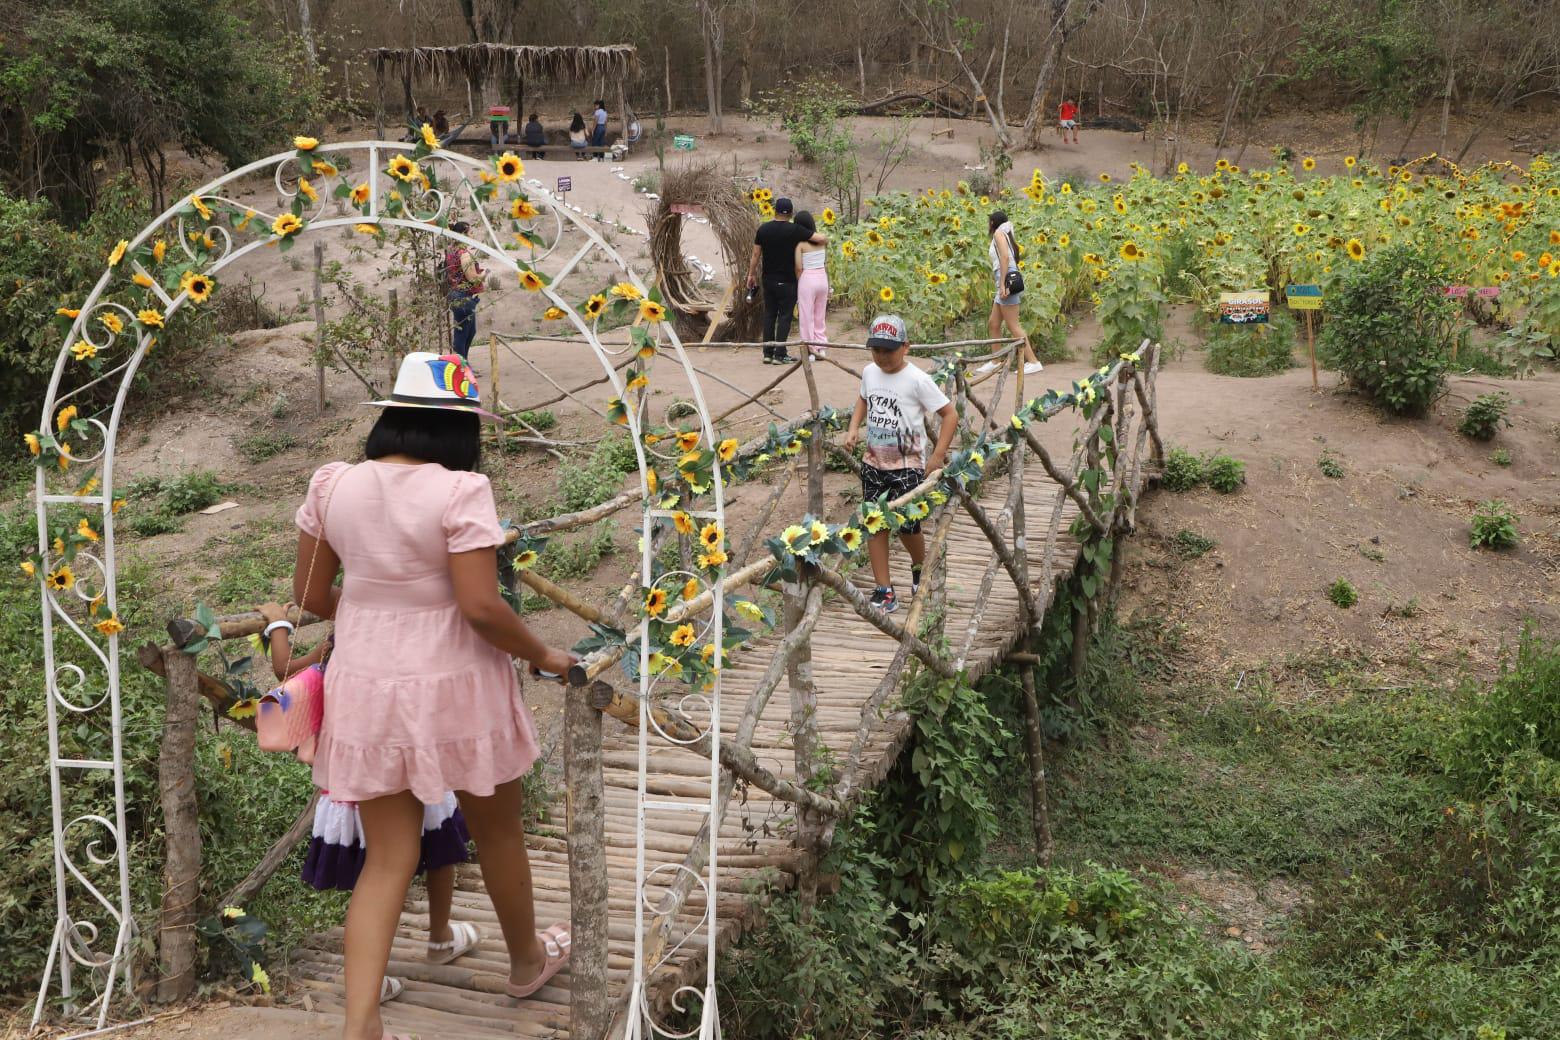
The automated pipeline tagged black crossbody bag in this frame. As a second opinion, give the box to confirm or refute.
[1002,230,1025,295]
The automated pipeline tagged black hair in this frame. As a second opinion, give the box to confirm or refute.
[988,209,1010,235]
[449,220,470,234]
[364,406,482,472]
[570,112,586,132]
[794,210,815,234]
[529,112,539,121]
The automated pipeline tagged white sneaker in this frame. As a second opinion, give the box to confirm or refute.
[975,361,999,374]
[1024,361,1046,374]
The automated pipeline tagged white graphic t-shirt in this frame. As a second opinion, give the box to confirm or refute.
[859,361,950,471]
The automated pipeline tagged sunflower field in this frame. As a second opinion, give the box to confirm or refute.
[815,154,1560,363]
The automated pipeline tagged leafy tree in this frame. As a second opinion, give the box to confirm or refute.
[0,0,325,221]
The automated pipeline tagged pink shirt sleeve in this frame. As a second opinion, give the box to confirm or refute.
[443,471,505,553]
[295,462,350,538]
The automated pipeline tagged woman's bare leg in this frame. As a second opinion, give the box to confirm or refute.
[426,865,455,945]
[1000,303,1037,365]
[343,792,423,1040]
[456,778,547,987]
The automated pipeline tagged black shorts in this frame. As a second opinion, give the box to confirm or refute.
[861,464,926,533]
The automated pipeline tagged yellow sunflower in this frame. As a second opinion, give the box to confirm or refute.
[311,159,338,177]
[672,511,695,536]
[1058,233,1071,248]
[180,271,214,304]
[1099,172,1112,182]
[676,430,701,453]
[1118,241,1144,262]
[927,271,948,285]
[107,240,128,266]
[717,438,738,463]
[699,523,723,550]
[387,154,418,181]
[495,152,525,181]
[1293,223,1310,236]
[298,177,318,202]
[272,213,303,238]
[644,587,668,617]
[24,433,39,455]
[584,293,607,318]
[45,565,74,592]
[1344,155,1357,168]
[542,306,566,320]
[639,299,666,323]
[1301,157,1316,171]
[519,270,544,291]
[681,578,700,602]
[132,272,154,289]
[697,548,727,569]
[1346,238,1366,261]
[838,527,862,552]
[668,622,697,649]
[137,308,165,328]
[349,182,371,205]
[354,223,380,236]
[820,207,836,225]
[879,286,894,303]
[293,135,319,151]
[511,198,539,220]
[152,239,167,263]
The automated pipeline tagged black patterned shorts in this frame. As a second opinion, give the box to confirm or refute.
[861,463,926,533]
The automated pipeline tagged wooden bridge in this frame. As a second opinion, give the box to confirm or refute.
[145,341,1163,1040]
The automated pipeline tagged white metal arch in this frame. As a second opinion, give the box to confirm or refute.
[32,142,725,1039]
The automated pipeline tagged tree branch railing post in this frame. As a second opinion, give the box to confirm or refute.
[565,667,610,1040]
[155,631,202,1003]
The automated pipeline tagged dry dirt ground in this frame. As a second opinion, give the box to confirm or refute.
[10,109,1559,1039]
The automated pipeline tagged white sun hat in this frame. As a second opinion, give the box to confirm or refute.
[367,352,501,423]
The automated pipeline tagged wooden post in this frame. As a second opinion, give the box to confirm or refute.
[156,647,202,1002]
[488,332,500,410]
[313,241,326,415]
[564,678,610,1040]
[375,63,386,142]
[799,351,825,515]
[387,288,399,391]
[618,78,629,153]
[1305,309,1318,392]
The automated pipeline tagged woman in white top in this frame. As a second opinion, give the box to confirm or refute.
[794,210,830,357]
[986,209,1043,375]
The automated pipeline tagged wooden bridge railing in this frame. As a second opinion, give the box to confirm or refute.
[142,336,1163,1038]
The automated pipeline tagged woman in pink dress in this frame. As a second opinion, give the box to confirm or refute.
[294,351,576,1040]
[793,210,830,357]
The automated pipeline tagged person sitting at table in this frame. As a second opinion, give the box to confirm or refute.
[568,113,589,158]
[522,113,546,159]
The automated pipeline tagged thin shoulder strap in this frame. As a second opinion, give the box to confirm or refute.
[279,465,346,681]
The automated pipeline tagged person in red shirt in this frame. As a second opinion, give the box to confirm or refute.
[1059,99,1079,145]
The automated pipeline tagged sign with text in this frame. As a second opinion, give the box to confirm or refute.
[556,175,572,194]
[1444,285,1500,299]
[1285,284,1323,310]
[1218,290,1270,324]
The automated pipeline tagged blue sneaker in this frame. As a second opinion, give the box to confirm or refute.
[869,586,899,614]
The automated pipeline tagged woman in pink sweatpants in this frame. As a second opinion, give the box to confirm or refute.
[793,210,830,357]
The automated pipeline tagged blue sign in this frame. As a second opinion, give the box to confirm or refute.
[556,176,572,194]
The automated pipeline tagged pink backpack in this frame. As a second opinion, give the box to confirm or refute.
[256,664,326,762]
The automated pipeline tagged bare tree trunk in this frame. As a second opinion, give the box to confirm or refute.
[1438,62,1456,155]
[857,45,867,96]
[1020,663,1054,863]
[156,649,202,1003]
[297,0,317,66]
[699,1,725,134]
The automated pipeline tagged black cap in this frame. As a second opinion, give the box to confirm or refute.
[774,197,794,215]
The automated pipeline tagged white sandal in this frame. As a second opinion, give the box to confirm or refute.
[379,975,403,1004]
[427,920,481,964]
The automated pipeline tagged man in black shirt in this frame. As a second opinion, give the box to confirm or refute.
[746,197,827,364]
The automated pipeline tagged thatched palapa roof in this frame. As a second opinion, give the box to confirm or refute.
[369,43,639,85]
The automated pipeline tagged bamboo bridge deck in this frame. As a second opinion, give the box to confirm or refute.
[288,456,1093,1038]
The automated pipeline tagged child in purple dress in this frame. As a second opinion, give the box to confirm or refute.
[257,601,482,1003]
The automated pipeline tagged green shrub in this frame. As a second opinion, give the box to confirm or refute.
[556,438,639,511]
[1318,244,1460,415]
[1203,452,1246,493]
[1458,392,1511,441]
[1443,630,1560,794]
[1203,315,1295,377]
[1172,529,1215,559]
[538,522,616,581]
[1492,448,1512,467]
[159,471,227,514]
[1161,447,1204,491]
[1318,449,1345,478]
[236,431,295,463]
[513,409,557,431]
[1328,578,1359,608]
[1470,500,1519,549]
